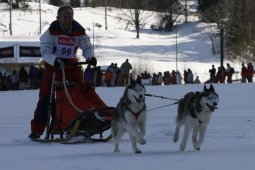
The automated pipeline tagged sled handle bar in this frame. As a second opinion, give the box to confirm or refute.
[65,61,90,66]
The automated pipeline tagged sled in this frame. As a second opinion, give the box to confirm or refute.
[37,62,114,144]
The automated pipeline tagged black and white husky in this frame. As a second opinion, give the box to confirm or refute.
[173,84,219,151]
[111,76,147,154]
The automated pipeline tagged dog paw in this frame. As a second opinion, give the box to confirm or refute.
[139,138,146,145]
[193,144,201,151]
[114,149,120,152]
[114,146,120,152]
[173,136,178,143]
[135,150,142,154]
[180,145,186,151]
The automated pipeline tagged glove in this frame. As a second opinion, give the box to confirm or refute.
[87,57,97,66]
[54,58,65,68]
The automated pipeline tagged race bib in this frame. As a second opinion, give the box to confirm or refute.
[55,36,78,59]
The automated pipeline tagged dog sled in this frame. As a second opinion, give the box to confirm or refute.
[36,61,114,144]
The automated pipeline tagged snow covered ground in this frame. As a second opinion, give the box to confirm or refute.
[0,2,254,170]
[0,83,255,170]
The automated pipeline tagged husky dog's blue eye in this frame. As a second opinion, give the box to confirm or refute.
[208,95,218,100]
[207,96,213,100]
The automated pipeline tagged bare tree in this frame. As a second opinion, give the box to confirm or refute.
[160,0,182,32]
[221,0,255,60]
[129,0,144,38]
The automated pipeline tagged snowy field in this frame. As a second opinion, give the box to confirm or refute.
[0,83,255,170]
[0,2,255,170]
[0,2,243,82]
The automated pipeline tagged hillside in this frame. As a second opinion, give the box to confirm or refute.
[0,2,240,82]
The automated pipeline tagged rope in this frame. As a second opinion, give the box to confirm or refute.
[147,101,179,112]
[59,63,110,122]
[145,94,180,101]
[145,93,180,111]
[60,63,85,113]
[60,73,182,113]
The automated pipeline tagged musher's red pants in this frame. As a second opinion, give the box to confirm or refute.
[30,62,107,135]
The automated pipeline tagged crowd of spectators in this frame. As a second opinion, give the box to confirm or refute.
[0,62,254,91]
[205,63,254,84]
[0,65,44,91]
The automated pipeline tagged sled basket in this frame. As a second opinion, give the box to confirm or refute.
[38,107,114,144]
[66,107,113,138]
[37,63,115,144]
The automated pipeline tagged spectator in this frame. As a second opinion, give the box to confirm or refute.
[226,63,234,83]
[157,72,163,85]
[114,63,120,86]
[183,70,188,84]
[104,69,112,87]
[1,73,9,90]
[18,66,28,89]
[163,71,170,85]
[194,76,201,84]
[35,66,44,88]
[28,65,37,89]
[141,71,152,85]
[187,69,194,84]
[95,66,103,87]
[120,59,132,86]
[209,65,216,83]
[170,70,177,84]
[84,65,93,83]
[11,69,19,90]
[108,63,116,87]
[247,63,254,82]
[216,66,226,83]
[176,70,182,84]
[151,73,158,85]
[241,63,247,83]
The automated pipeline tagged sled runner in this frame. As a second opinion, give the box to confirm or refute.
[36,62,114,144]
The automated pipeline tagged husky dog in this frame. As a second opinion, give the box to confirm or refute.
[111,76,147,154]
[173,84,219,151]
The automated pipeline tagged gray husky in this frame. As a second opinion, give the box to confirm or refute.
[173,84,219,151]
[111,76,147,154]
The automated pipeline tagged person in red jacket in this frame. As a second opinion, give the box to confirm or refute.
[247,63,254,82]
[29,5,106,140]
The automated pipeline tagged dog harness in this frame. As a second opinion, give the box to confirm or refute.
[189,106,203,124]
[188,92,203,124]
[124,103,146,119]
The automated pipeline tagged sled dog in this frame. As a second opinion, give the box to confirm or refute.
[173,84,219,151]
[111,76,147,153]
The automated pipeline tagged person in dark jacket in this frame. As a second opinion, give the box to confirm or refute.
[226,63,234,83]
[18,66,28,89]
[241,63,247,83]
[119,59,132,86]
[209,65,216,83]
[95,66,103,87]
